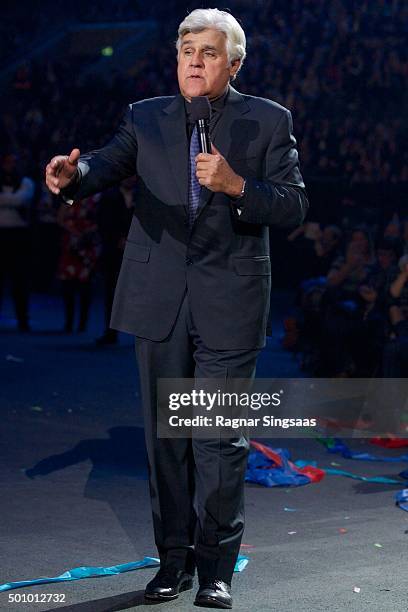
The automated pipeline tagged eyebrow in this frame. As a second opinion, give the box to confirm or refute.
[181,41,218,51]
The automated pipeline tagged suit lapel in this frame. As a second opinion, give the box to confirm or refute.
[157,87,251,220]
[158,95,189,207]
[195,85,251,218]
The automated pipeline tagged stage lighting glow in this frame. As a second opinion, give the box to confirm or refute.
[101,46,114,57]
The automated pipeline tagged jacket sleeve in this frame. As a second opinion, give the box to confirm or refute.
[232,109,308,228]
[61,105,138,203]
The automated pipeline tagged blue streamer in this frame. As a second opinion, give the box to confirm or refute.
[294,459,404,484]
[323,438,408,463]
[235,555,249,572]
[396,489,408,512]
[0,555,249,593]
[0,557,159,593]
[324,468,402,484]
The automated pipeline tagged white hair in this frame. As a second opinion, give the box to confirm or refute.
[176,8,246,79]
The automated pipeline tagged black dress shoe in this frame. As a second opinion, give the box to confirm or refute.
[194,579,232,608]
[144,566,194,600]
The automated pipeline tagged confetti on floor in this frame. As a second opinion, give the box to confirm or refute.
[6,354,24,363]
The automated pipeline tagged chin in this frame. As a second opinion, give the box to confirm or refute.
[183,80,208,98]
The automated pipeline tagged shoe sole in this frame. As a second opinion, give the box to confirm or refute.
[194,595,232,609]
[144,579,193,601]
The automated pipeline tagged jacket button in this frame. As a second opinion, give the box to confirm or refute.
[186,257,193,265]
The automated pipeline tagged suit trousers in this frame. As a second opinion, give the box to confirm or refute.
[134,291,260,585]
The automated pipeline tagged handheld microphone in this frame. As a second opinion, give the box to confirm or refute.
[190,96,211,153]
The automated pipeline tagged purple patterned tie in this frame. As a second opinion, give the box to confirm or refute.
[188,124,201,228]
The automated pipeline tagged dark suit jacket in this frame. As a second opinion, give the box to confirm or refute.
[66,85,308,349]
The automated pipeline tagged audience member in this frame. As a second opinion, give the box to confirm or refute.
[57,196,100,333]
[0,153,35,331]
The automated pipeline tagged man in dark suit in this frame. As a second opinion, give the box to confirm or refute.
[46,8,308,609]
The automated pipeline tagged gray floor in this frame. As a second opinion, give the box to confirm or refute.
[1,291,407,611]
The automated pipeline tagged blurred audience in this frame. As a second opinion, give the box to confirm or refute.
[31,184,61,292]
[2,0,407,187]
[0,153,35,331]
[382,254,408,376]
[57,196,100,333]
[285,221,408,377]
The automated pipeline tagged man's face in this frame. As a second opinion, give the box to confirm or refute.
[177,28,240,101]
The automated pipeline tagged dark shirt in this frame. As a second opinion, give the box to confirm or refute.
[184,87,229,141]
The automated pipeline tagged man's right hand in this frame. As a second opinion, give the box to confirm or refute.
[45,148,81,195]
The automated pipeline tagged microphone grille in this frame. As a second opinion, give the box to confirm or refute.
[190,96,211,121]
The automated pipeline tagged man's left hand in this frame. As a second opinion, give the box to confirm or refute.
[195,144,244,198]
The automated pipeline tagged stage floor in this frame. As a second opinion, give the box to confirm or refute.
[1,292,407,611]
